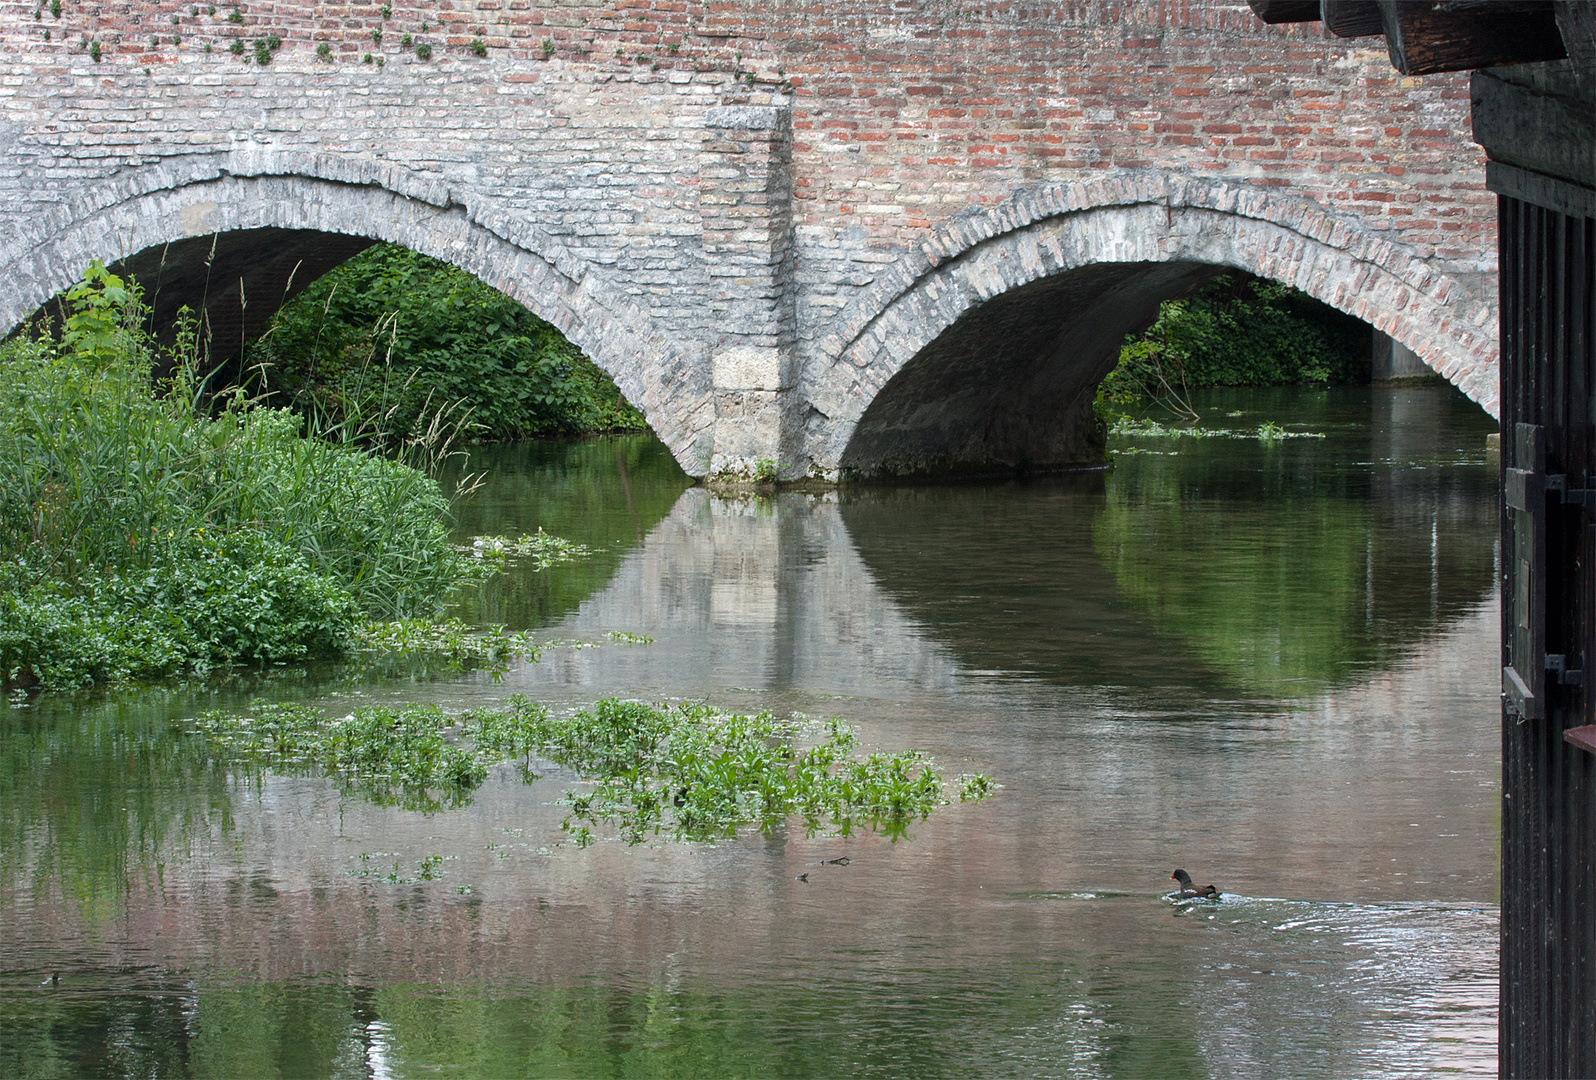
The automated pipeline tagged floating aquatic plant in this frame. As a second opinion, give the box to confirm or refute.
[188,697,997,841]
[1108,416,1324,442]
[355,617,542,673]
[525,700,995,846]
[458,529,593,571]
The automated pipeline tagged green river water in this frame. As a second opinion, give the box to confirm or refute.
[1,385,1500,1077]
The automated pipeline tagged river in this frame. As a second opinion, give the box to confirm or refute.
[1,384,1500,1077]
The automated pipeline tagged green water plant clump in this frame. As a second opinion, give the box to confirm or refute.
[0,263,493,691]
[190,697,997,838]
[516,698,995,845]
[191,702,490,813]
[1107,416,1325,442]
[456,528,593,570]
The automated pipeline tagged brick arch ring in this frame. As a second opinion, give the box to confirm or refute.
[803,170,1499,471]
[0,151,714,474]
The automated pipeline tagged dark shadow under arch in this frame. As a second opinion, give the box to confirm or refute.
[110,228,377,363]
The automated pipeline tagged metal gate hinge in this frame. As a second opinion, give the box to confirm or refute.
[1546,653,1584,688]
[1545,475,1594,508]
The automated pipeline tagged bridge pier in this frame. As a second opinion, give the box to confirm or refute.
[699,103,804,485]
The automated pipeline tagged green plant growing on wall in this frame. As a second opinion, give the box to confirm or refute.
[540,37,554,57]
[253,38,270,63]
[315,41,330,59]
[227,6,241,21]
[88,39,100,61]
[49,0,60,17]
[228,37,243,54]
[415,42,431,59]
[469,37,486,56]
[400,32,411,46]
[371,27,382,44]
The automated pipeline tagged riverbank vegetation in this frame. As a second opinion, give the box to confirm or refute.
[189,696,996,840]
[244,243,647,442]
[1101,272,1368,420]
[0,263,516,691]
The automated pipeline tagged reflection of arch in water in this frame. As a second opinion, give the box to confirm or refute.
[804,172,1498,479]
[0,156,713,474]
[835,389,1499,697]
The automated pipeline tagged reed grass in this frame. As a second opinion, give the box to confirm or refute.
[0,263,490,690]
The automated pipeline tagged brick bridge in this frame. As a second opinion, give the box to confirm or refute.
[0,0,1499,481]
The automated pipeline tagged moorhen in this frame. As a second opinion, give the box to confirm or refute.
[1168,868,1220,900]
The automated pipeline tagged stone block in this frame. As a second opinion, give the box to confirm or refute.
[713,344,785,391]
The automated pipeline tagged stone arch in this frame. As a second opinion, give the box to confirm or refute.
[803,171,1498,477]
[0,152,713,473]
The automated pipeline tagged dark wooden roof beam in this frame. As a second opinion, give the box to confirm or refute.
[1247,0,1320,22]
[1321,1,1384,38]
[1247,0,1571,74]
[1379,1,1567,75]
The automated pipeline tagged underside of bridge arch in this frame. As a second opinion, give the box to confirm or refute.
[839,261,1220,479]
[104,228,378,363]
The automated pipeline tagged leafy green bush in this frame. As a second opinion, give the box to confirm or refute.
[0,263,489,690]
[246,244,648,442]
[1100,273,1367,417]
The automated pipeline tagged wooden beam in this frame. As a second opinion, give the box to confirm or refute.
[1321,0,1383,38]
[1564,725,1596,756]
[1379,0,1567,75]
[1246,0,1321,23]
[1554,2,1596,100]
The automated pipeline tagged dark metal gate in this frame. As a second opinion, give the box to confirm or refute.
[1498,190,1596,1078]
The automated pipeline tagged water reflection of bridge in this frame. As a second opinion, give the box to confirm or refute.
[517,387,1496,706]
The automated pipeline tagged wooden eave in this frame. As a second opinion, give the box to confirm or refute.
[1247,0,1570,75]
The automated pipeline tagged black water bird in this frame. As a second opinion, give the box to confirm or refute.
[1168,868,1220,900]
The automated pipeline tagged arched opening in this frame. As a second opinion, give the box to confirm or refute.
[839,260,1219,477]
[804,173,1499,480]
[0,168,715,475]
[13,232,651,451]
